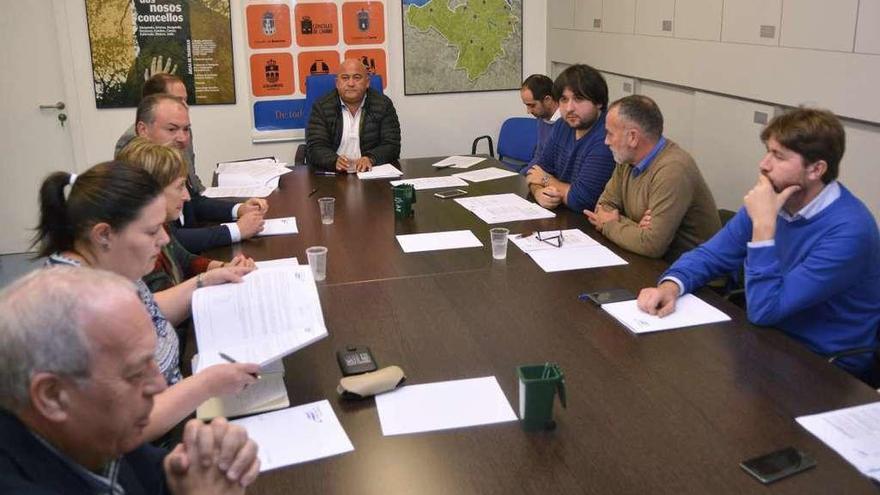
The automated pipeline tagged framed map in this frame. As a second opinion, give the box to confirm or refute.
[401,0,522,95]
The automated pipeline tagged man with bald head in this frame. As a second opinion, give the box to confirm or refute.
[306,58,401,172]
[0,266,260,493]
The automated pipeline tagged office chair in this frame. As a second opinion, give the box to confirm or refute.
[708,208,747,309]
[827,324,880,389]
[471,117,538,172]
[295,74,384,166]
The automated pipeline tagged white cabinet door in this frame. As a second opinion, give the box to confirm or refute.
[674,0,723,41]
[721,0,782,46]
[635,0,675,37]
[602,0,636,34]
[780,0,857,52]
[549,0,574,29]
[639,81,695,153]
[574,0,603,32]
[856,0,880,54]
[602,72,636,106]
[839,121,880,220]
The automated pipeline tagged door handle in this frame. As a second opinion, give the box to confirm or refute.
[39,101,66,110]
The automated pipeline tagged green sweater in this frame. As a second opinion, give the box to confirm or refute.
[597,140,721,261]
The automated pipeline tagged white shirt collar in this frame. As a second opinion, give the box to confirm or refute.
[545,108,561,123]
[779,181,840,222]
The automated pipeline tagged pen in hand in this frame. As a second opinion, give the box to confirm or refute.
[219,352,261,379]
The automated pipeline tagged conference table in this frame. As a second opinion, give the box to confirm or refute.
[205,157,879,494]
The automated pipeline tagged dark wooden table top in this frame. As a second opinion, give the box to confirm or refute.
[207,157,879,494]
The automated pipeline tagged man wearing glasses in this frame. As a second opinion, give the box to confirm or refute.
[585,95,721,262]
[637,108,880,382]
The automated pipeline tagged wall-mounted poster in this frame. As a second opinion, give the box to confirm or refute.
[85,0,235,108]
[401,0,522,95]
[243,0,388,139]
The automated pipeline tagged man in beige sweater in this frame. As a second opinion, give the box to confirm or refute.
[584,95,721,261]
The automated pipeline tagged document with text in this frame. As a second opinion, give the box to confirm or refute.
[431,155,486,169]
[376,376,517,436]
[454,193,555,224]
[510,229,627,272]
[255,217,298,237]
[452,167,518,183]
[202,185,276,198]
[357,163,403,179]
[232,400,354,472]
[254,257,298,269]
[192,265,327,371]
[396,230,483,253]
[601,294,730,334]
[216,158,290,187]
[796,401,880,481]
[389,176,468,190]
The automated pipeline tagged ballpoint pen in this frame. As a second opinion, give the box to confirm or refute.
[219,352,260,379]
[314,171,337,176]
[308,187,319,197]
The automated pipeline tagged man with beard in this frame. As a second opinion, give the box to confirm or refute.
[519,74,560,174]
[526,64,615,212]
[637,108,880,382]
[585,95,721,262]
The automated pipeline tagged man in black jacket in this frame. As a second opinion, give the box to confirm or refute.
[305,58,401,172]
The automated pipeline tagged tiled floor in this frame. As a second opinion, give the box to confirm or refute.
[0,253,44,289]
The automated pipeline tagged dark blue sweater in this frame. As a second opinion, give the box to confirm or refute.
[536,111,615,212]
[664,185,880,376]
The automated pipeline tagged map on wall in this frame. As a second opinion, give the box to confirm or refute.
[401,0,522,95]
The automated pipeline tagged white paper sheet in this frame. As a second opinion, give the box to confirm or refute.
[452,167,518,183]
[389,176,469,190]
[255,217,298,237]
[192,265,327,371]
[396,230,483,253]
[357,163,403,179]
[216,158,289,188]
[232,400,354,472]
[431,155,486,169]
[376,376,517,436]
[202,185,276,198]
[254,257,298,269]
[797,401,880,480]
[527,245,628,272]
[509,229,601,252]
[601,294,730,334]
[454,193,555,224]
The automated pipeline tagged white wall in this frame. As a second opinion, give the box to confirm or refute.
[546,0,880,219]
[57,1,547,180]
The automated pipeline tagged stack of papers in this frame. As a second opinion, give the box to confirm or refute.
[389,176,468,191]
[454,193,555,224]
[192,265,328,371]
[453,167,518,183]
[357,164,403,180]
[254,257,298,268]
[600,294,730,334]
[195,358,289,420]
[796,401,880,482]
[432,156,486,169]
[375,376,517,436]
[510,229,628,272]
[255,217,298,237]
[396,230,482,253]
[206,157,291,198]
[232,400,354,472]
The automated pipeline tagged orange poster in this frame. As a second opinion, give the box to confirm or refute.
[342,2,385,45]
[345,48,387,89]
[250,53,294,97]
[246,4,292,49]
[294,3,339,47]
[297,51,341,92]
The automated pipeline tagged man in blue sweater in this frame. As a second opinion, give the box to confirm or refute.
[519,74,560,175]
[637,108,880,381]
[526,64,615,212]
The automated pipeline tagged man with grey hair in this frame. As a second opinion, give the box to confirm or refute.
[0,266,260,494]
[585,95,721,261]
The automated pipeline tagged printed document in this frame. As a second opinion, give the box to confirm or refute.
[389,176,468,190]
[376,376,517,436]
[508,229,626,271]
[202,185,276,198]
[216,157,290,188]
[254,257,298,268]
[432,155,486,169]
[357,163,403,179]
[193,356,288,420]
[255,217,298,237]
[796,401,880,481]
[452,167,518,183]
[396,230,482,253]
[192,265,327,371]
[601,294,730,334]
[455,193,555,224]
[232,400,354,472]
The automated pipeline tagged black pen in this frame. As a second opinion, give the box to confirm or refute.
[314,171,337,176]
[219,352,260,379]
[308,187,319,197]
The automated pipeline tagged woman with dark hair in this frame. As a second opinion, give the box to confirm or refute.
[34,161,259,442]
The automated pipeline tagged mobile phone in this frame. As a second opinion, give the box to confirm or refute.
[434,188,468,199]
[336,346,378,376]
[583,288,636,306]
[740,447,816,484]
